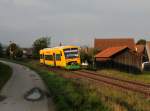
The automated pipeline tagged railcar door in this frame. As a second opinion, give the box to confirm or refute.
[53,53,56,66]
[43,54,45,64]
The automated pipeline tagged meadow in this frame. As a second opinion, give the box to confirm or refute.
[1,58,150,111]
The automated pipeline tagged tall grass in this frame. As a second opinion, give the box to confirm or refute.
[2,58,150,111]
[0,62,12,90]
[97,69,150,83]
[2,59,109,111]
[80,79,150,111]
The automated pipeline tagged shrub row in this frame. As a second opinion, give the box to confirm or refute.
[40,72,109,111]
[0,62,12,90]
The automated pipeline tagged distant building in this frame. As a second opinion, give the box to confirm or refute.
[95,46,142,73]
[22,48,33,58]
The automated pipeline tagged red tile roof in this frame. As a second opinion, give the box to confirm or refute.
[94,38,135,51]
[95,46,128,58]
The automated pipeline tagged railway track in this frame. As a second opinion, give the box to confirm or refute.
[78,70,150,87]
[47,66,150,97]
[72,70,150,96]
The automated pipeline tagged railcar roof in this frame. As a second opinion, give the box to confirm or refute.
[41,45,79,51]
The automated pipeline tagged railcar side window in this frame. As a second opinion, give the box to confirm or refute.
[56,54,61,61]
[71,48,78,50]
[45,55,53,60]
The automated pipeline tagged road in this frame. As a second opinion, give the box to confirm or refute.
[0,60,55,111]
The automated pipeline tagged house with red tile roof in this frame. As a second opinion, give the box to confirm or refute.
[95,46,128,61]
[94,38,143,73]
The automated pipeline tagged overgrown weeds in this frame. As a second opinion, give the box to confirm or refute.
[0,62,12,90]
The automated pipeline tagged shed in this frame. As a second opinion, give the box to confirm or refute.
[95,46,142,73]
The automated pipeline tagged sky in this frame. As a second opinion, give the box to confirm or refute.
[0,0,150,47]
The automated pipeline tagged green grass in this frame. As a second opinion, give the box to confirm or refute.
[81,79,150,111]
[28,62,109,111]
[2,58,150,111]
[56,68,150,111]
[0,58,109,111]
[42,73,109,111]
[0,62,12,90]
[96,69,150,84]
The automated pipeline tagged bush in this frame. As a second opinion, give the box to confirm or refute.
[6,43,23,59]
[3,59,109,111]
[0,43,3,57]
[41,73,109,111]
[32,37,51,59]
[0,62,12,90]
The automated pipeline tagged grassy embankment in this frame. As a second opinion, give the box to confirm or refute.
[96,69,150,84]
[1,58,150,111]
[56,68,150,111]
[1,59,109,111]
[0,62,12,90]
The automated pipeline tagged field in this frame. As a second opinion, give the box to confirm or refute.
[1,59,109,111]
[96,69,150,83]
[1,58,150,111]
[50,67,150,111]
[0,62,12,90]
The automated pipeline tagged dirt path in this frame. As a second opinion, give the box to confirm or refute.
[0,60,55,111]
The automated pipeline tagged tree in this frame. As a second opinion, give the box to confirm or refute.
[14,48,23,58]
[32,37,51,59]
[6,42,23,59]
[136,39,146,45]
[80,49,89,63]
[0,43,3,57]
[80,47,99,64]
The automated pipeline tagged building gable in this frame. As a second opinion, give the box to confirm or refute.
[94,38,135,51]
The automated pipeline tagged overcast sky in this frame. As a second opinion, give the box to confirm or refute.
[0,0,150,47]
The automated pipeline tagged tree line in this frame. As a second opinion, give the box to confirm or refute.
[0,38,147,63]
[0,37,50,59]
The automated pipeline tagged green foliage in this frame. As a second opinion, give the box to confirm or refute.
[18,60,109,111]
[0,62,12,90]
[136,39,146,45]
[80,47,99,70]
[14,48,23,58]
[80,47,99,64]
[80,50,89,63]
[40,73,109,111]
[6,43,23,59]
[0,43,3,57]
[2,58,150,111]
[32,37,51,59]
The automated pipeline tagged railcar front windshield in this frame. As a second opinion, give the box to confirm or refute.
[63,48,79,59]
